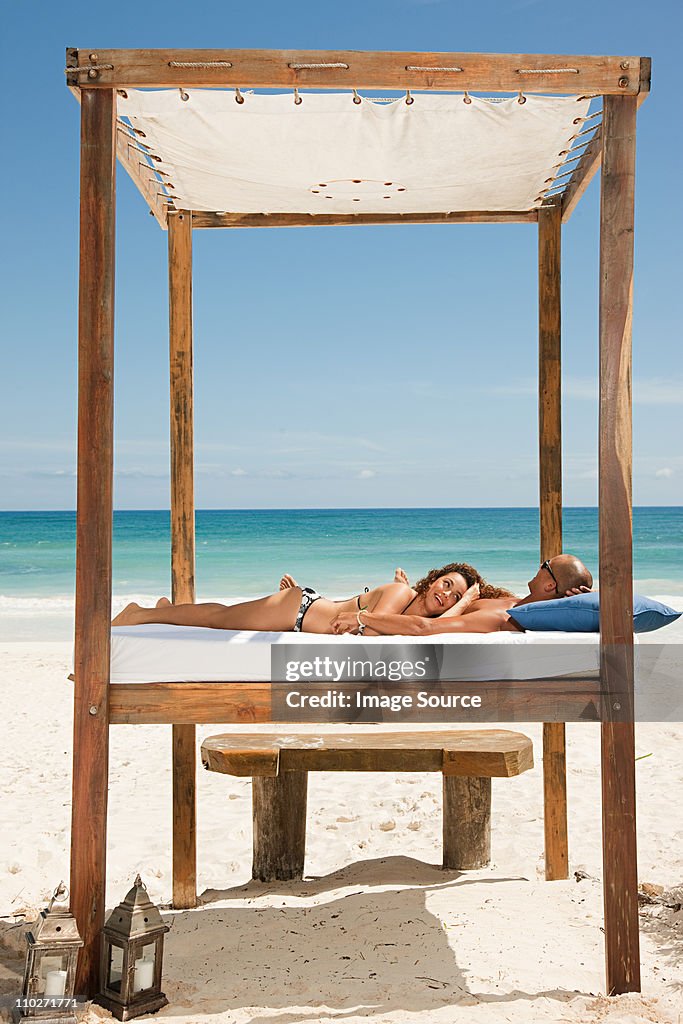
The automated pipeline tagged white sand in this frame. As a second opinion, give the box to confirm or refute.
[1,612,682,1024]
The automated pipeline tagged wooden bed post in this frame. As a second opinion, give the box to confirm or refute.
[70,87,116,996]
[538,201,568,882]
[168,210,197,909]
[599,94,640,994]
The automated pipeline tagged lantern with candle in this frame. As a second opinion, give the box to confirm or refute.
[15,882,83,1023]
[95,875,169,1021]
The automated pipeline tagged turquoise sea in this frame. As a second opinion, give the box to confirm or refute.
[1,507,682,640]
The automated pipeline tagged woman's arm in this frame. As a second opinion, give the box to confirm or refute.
[332,604,516,636]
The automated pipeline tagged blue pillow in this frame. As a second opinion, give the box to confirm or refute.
[507,592,681,634]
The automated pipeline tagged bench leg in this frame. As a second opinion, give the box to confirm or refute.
[442,776,491,870]
[252,771,308,881]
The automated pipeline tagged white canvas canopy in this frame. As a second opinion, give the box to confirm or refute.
[121,90,590,214]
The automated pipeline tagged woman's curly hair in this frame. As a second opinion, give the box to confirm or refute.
[413,562,516,601]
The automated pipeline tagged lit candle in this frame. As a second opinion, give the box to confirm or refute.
[133,958,154,992]
[44,970,67,997]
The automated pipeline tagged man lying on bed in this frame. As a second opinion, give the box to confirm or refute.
[329,554,593,635]
[114,555,591,636]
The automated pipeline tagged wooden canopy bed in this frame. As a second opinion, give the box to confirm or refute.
[65,48,650,999]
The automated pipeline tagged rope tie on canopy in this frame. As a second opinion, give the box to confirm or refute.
[352,89,362,104]
[293,87,302,105]
[404,65,463,72]
[550,155,582,174]
[117,118,146,137]
[179,88,190,102]
[544,168,575,185]
[127,141,163,161]
[405,90,414,105]
[573,110,602,124]
[288,62,350,70]
[558,138,594,157]
[168,60,234,68]
[463,91,472,104]
[518,91,527,104]
[516,66,580,74]
[570,125,600,141]
[64,63,114,74]
[235,87,245,104]
[140,162,173,179]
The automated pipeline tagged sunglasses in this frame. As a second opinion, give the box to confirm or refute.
[541,559,558,588]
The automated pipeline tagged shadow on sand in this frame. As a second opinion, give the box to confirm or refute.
[155,856,590,1021]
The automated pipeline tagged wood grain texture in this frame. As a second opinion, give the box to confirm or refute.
[168,210,196,608]
[172,723,196,909]
[252,772,308,881]
[191,211,538,228]
[68,49,647,94]
[542,722,569,880]
[599,93,640,995]
[70,88,116,998]
[538,201,562,555]
[168,209,197,911]
[442,776,492,869]
[200,730,534,777]
[538,200,568,882]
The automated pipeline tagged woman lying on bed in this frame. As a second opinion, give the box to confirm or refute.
[112,554,591,636]
[112,562,496,635]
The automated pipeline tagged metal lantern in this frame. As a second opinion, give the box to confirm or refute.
[96,875,170,1021]
[15,882,83,1024]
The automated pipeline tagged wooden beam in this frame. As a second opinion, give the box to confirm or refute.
[538,201,568,883]
[538,201,563,555]
[190,210,538,229]
[562,61,650,222]
[168,210,197,911]
[67,49,647,95]
[66,73,169,228]
[107,680,603,725]
[598,93,640,995]
[70,88,116,998]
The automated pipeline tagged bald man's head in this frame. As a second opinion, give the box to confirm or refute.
[551,554,593,594]
[527,554,593,602]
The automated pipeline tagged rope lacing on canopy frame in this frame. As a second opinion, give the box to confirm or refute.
[516,66,580,74]
[169,60,233,68]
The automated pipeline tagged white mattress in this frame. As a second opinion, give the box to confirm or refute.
[109,625,604,684]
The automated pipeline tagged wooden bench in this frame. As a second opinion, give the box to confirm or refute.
[201,729,534,881]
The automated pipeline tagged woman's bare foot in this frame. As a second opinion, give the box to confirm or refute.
[156,597,171,608]
[112,602,142,626]
[279,574,298,591]
[394,567,410,586]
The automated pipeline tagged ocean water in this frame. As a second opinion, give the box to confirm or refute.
[1,507,682,640]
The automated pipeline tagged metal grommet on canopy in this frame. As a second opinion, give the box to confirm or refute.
[518,90,527,104]
[179,88,189,102]
[235,88,245,104]
[463,91,472,104]
[405,89,414,105]
[293,87,302,105]
[352,89,362,105]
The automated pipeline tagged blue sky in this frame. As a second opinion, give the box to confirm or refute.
[1,0,681,510]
